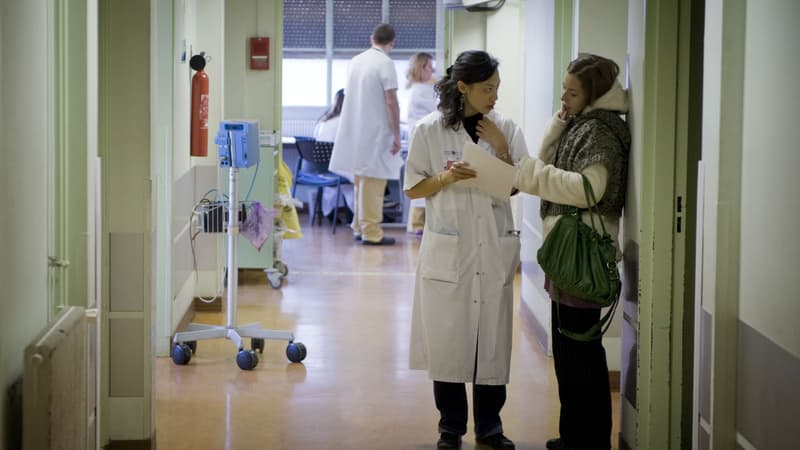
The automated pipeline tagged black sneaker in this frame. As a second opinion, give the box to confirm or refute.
[476,433,515,449]
[437,432,462,449]
[545,438,573,450]
[361,236,396,246]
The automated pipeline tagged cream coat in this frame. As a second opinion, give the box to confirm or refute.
[514,81,629,257]
[404,110,528,384]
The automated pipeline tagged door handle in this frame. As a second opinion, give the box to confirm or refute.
[48,256,70,268]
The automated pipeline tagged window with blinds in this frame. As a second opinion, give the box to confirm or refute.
[283,0,439,107]
[284,0,436,59]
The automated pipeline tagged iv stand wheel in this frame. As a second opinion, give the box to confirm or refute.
[286,341,307,363]
[251,338,265,353]
[236,348,260,370]
[267,271,283,289]
[185,340,197,354]
[171,343,193,365]
[274,260,289,276]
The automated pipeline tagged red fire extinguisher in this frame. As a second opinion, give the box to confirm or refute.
[190,54,209,157]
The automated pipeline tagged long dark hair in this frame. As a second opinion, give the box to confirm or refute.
[319,88,345,122]
[435,50,499,130]
[566,54,619,105]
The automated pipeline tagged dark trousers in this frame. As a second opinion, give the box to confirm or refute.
[433,381,506,438]
[551,302,612,450]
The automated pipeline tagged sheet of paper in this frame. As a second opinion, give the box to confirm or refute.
[457,140,516,200]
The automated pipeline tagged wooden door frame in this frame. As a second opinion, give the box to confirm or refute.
[636,0,703,448]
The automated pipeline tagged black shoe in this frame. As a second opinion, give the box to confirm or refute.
[437,432,462,449]
[476,433,515,449]
[362,236,395,246]
[353,235,362,241]
[546,437,572,450]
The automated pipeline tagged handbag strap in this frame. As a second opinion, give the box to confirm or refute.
[553,288,621,342]
[580,175,608,236]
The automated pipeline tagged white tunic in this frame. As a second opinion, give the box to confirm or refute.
[406,81,438,211]
[404,110,528,384]
[330,47,402,180]
[406,81,437,136]
[313,116,340,143]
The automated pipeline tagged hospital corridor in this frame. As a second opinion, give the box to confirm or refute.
[2,0,798,450]
[154,226,620,450]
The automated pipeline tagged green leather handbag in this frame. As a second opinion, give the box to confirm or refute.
[536,175,621,341]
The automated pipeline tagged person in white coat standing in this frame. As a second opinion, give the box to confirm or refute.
[405,52,437,235]
[404,50,526,450]
[330,23,402,245]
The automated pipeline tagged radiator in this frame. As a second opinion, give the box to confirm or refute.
[23,306,88,450]
[281,119,317,138]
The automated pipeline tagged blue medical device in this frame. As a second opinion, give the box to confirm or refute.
[214,119,260,168]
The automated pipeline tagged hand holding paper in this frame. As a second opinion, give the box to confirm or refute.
[456,140,516,199]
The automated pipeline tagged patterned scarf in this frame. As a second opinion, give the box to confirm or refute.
[540,109,631,218]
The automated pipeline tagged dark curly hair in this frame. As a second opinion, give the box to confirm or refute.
[435,50,499,131]
[566,54,619,105]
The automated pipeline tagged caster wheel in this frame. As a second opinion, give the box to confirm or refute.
[185,340,197,354]
[171,343,192,365]
[236,348,259,370]
[286,342,307,363]
[267,272,282,289]
[251,338,265,353]
[274,261,289,277]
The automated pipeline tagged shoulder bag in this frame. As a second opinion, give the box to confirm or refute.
[536,175,621,341]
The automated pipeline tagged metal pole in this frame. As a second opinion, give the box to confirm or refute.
[226,131,239,329]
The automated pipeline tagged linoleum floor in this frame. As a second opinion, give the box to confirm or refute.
[155,222,620,450]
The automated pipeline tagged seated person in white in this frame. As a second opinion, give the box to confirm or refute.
[312,89,355,221]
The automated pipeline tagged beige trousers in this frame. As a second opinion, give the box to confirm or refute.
[351,175,387,242]
[407,206,425,232]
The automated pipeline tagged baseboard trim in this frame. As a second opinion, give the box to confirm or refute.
[519,298,549,354]
[105,439,151,450]
[193,295,223,312]
[519,299,621,392]
[619,433,633,450]
[170,300,197,350]
[609,370,620,392]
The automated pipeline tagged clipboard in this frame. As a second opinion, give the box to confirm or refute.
[457,140,516,199]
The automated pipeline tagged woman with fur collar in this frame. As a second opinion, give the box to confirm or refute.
[514,54,631,450]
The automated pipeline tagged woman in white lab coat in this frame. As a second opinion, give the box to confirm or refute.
[405,52,438,235]
[404,50,527,450]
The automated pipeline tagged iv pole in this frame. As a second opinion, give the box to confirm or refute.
[171,124,306,370]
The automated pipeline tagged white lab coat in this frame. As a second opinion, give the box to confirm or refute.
[406,81,438,214]
[330,47,402,180]
[406,81,437,135]
[404,110,528,384]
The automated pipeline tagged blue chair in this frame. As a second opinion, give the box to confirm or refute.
[292,136,350,234]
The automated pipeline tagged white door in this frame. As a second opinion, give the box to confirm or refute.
[46,0,101,447]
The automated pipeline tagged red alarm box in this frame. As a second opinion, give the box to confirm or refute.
[249,37,269,70]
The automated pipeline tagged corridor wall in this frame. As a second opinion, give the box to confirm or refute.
[696,0,800,448]
[1,1,61,448]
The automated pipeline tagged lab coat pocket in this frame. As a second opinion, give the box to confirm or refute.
[420,230,460,283]
[497,235,521,285]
